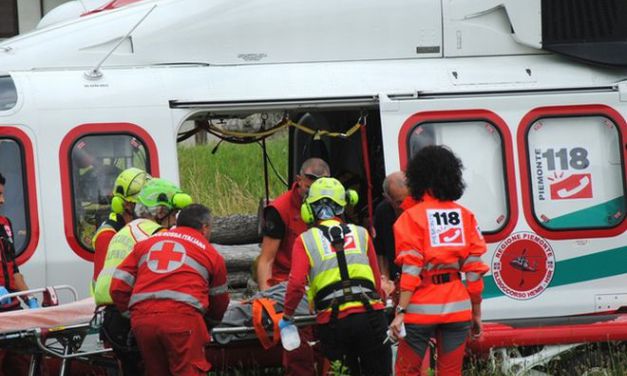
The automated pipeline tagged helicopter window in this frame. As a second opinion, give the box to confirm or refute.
[525,114,625,231]
[69,133,151,252]
[0,1,18,38]
[0,137,30,256]
[0,76,17,112]
[408,120,509,234]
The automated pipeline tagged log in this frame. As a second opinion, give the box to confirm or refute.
[227,271,252,289]
[212,243,260,272]
[211,214,261,245]
[229,288,249,301]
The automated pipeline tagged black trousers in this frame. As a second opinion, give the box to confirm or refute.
[100,305,142,376]
[317,310,391,376]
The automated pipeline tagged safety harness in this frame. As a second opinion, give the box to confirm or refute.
[313,224,380,325]
[251,297,283,350]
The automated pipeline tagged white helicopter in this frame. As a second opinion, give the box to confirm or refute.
[0,0,625,373]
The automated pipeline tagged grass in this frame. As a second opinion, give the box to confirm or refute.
[178,134,289,216]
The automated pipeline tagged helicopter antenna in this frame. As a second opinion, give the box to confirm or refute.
[84,4,157,80]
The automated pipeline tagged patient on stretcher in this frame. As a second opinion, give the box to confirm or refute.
[213,282,310,345]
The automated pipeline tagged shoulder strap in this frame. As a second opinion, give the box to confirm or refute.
[313,223,379,318]
[316,223,351,282]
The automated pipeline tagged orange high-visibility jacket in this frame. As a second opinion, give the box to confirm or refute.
[393,194,489,324]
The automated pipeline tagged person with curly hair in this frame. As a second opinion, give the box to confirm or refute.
[389,146,489,375]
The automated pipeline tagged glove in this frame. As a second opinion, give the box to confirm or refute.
[27,297,40,309]
[278,317,294,330]
[0,286,10,305]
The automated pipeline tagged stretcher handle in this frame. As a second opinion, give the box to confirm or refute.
[33,326,113,360]
[1,285,78,303]
[212,314,317,335]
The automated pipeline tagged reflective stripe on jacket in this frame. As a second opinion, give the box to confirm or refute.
[110,226,229,318]
[94,218,161,305]
[91,212,126,294]
[393,194,489,324]
[302,220,378,314]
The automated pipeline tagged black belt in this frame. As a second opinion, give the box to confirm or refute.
[429,272,461,285]
[314,279,379,311]
[316,290,381,311]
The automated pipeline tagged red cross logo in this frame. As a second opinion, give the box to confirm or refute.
[147,241,186,273]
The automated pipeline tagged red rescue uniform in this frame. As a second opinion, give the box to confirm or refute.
[283,220,385,324]
[0,217,20,311]
[386,195,430,376]
[91,213,126,285]
[284,219,391,376]
[263,183,317,376]
[0,216,30,376]
[110,226,229,376]
[393,194,489,375]
[265,183,308,285]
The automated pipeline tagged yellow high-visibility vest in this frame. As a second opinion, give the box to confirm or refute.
[94,218,161,305]
[302,220,377,313]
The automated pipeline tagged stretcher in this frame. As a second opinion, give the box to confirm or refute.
[0,286,115,376]
[0,283,373,374]
[209,312,318,370]
[0,284,315,373]
[208,282,317,370]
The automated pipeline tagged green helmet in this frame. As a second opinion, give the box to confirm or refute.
[137,178,192,210]
[305,177,348,207]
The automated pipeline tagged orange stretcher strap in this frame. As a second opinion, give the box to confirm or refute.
[251,298,282,350]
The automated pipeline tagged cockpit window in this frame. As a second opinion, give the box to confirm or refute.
[0,76,17,112]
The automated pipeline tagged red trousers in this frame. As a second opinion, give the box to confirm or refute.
[395,322,470,376]
[283,326,318,376]
[395,340,432,376]
[132,312,211,376]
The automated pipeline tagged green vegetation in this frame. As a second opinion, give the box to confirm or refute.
[328,360,350,376]
[178,135,289,216]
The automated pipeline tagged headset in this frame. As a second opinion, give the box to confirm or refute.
[158,192,193,210]
[301,189,358,225]
[110,168,151,215]
[111,186,128,215]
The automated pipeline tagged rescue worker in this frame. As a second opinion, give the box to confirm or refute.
[389,146,489,376]
[0,172,38,375]
[282,177,391,376]
[374,171,409,281]
[94,178,192,375]
[374,171,429,375]
[92,167,151,290]
[256,157,330,375]
[110,204,229,376]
